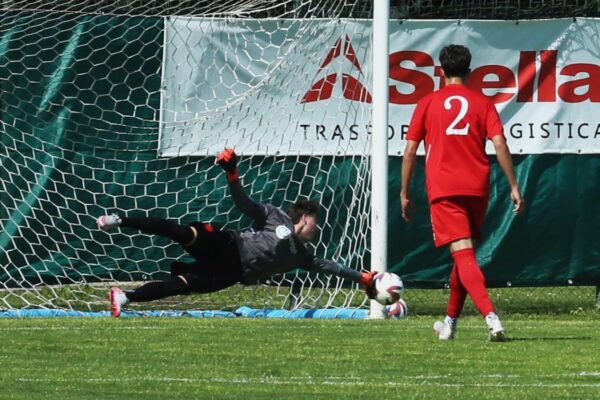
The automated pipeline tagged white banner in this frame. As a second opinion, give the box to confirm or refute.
[160,18,600,156]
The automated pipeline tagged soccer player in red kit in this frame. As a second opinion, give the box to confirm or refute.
[400,45,525,341]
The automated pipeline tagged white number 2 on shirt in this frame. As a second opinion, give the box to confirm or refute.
[444,95,470,135]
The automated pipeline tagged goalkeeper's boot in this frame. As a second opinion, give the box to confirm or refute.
[97,214,122,232]
[433,317,456,340]
[109,287,128,318]
[486,312,505,342]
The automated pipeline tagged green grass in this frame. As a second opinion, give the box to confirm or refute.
[1,315,599,399]
[2,284,596,314]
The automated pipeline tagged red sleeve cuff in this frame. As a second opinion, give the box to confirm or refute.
[358,272,370,287]
[226,169,240,182]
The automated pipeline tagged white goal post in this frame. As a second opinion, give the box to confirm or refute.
[369,0,390,319]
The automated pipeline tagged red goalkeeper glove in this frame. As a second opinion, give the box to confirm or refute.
[216,148,239,182]
[359,271,378,299]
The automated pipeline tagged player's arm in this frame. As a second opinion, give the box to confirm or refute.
[400,139,420,222]
[216,148,267,221]
[310,257,378,299]
[491,135,525,215]
[401,98,428,223]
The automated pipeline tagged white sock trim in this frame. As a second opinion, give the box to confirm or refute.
[183,226,198,247]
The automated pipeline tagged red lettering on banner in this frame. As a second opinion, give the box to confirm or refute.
[434,66,445,89]
[517,51,536,102]
[538,50,557,102]
[386,50,599,104]
[303,40,599,105]
[468,65,516,104]
[389,51,435,104]
[558,63,600,102]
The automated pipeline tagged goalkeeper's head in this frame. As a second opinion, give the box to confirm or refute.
[439,44,471,80]
[288,198,321,242]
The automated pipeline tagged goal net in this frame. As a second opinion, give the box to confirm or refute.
[0,1,377,313]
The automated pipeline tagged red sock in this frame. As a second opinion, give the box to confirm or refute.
[452,248,495,317]
[447,261,467,319]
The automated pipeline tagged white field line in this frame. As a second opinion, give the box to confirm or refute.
[12,374,600,388]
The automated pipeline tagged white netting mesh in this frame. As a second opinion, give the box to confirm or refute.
[0,0,375,311]
[3,1,599,314]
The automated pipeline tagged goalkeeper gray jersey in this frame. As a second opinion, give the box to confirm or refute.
[228,180,361,284]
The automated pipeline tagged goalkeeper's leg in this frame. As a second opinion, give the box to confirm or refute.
[125,269,240,302]
[119,263,223,303]
[125,276,192,302]
[110,263,243,316]
[109,276,191,317]
[109,276,190,317]
[97,214,196,246]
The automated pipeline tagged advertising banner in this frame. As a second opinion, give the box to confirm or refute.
[160,18,600,156]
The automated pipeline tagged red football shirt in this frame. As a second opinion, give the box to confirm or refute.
[406,84,504,203]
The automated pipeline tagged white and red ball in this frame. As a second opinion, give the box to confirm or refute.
[385,298,408,319]
[373,272,404,305]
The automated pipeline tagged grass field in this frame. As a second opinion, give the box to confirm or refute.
[1,313,599,399]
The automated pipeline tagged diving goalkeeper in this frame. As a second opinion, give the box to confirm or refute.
[98,148,377,317]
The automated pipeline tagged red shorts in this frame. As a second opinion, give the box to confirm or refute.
[429,196,488,248]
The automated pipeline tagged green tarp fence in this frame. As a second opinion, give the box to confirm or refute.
[1,12,598,288]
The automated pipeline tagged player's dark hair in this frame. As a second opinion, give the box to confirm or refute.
[439,45,471,78]
[287,198,320,224]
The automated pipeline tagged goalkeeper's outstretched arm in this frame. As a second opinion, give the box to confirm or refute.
[216,148,267,221]
[310,257,378,299]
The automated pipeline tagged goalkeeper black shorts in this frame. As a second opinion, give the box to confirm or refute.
[172,221,243,293]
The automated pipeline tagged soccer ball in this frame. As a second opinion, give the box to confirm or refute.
[386,298,408,319]
[373,272,404,305]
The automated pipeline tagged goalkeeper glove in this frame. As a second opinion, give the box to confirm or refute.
[359,271,378,299]
[216,148,239,182]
